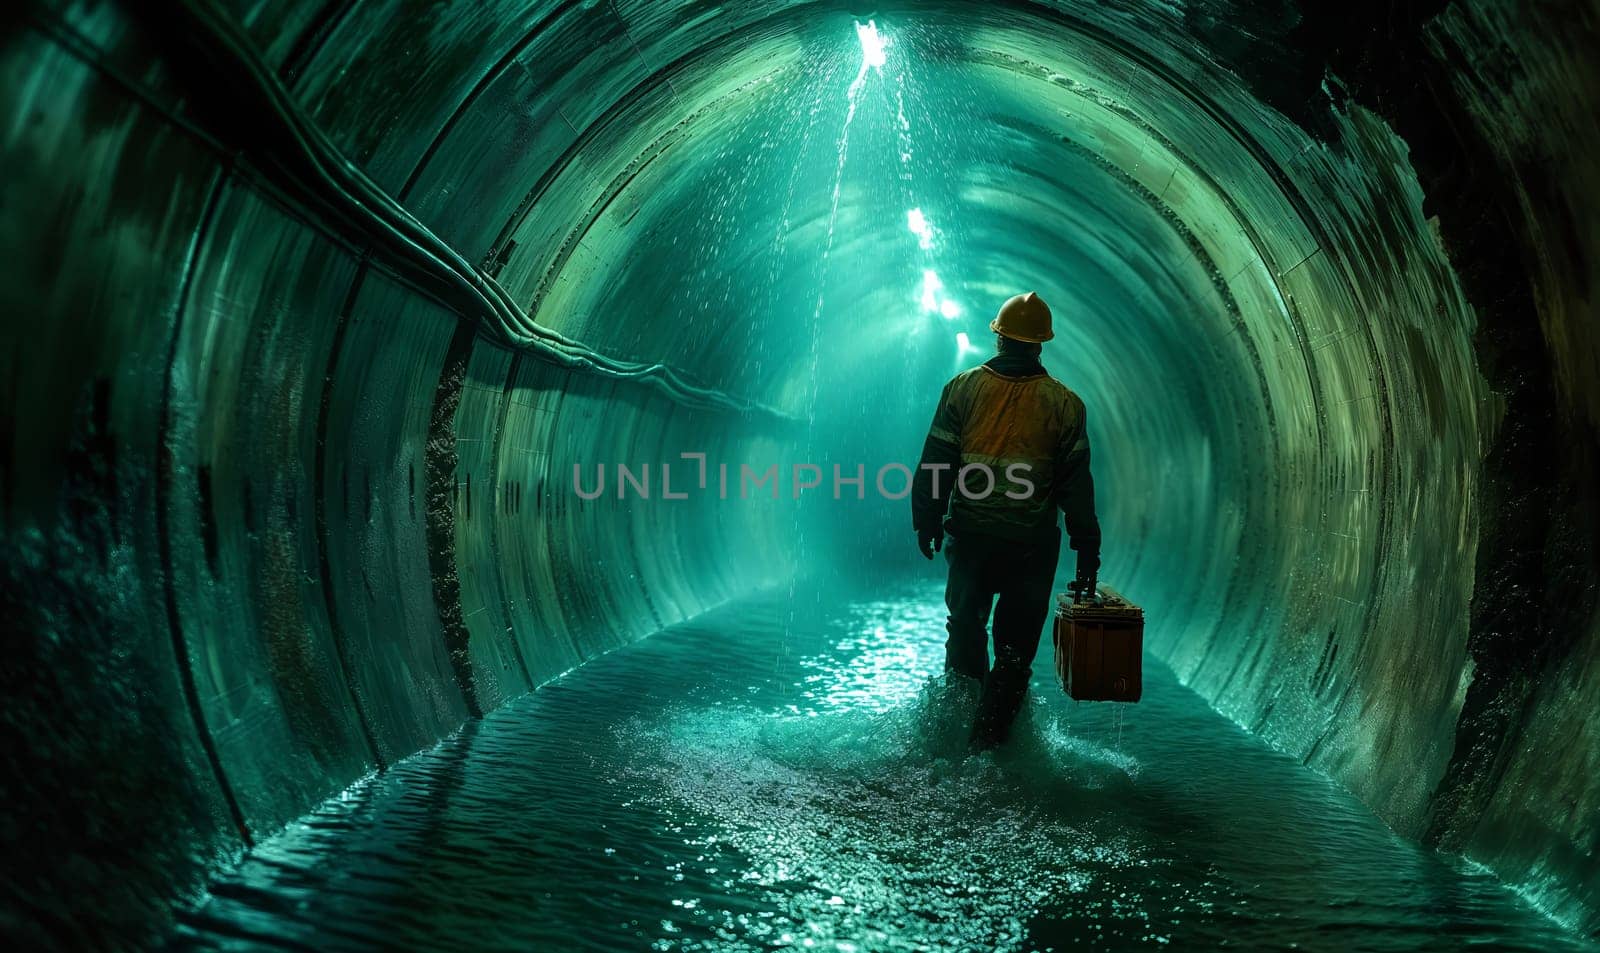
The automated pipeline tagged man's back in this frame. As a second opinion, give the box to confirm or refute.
[933,361,1087,541]
[913,349,1096,554]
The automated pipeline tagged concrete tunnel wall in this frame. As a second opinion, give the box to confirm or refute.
[1,0,1596,946]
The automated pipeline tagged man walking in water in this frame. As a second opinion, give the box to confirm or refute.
[912,291,1101,748]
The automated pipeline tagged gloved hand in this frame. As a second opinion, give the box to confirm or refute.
[917,529,944,560]
[1067,575,1098,604]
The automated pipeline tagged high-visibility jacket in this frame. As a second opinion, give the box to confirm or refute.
[912,353,1101,573]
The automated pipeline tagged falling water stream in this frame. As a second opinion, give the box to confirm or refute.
[175,583,1586,952]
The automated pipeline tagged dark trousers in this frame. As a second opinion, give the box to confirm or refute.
[943,529,1060,747]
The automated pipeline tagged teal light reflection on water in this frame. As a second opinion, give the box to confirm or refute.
[180,585,1591,952]
[793,598,947,714]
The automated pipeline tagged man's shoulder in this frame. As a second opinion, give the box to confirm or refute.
[1043,376,1087,414]
[1034,373,1079,398]
[945,366,989,392]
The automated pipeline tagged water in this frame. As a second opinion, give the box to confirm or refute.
[176,585,1589,952]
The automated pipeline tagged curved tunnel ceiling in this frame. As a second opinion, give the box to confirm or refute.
[2,0,1597,945]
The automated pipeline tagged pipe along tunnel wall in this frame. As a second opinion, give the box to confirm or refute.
[1,0,1596,945]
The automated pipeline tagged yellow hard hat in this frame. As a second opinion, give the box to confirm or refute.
[990,291,1054,343]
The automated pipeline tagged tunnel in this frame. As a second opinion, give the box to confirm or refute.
[2,0,1598,948]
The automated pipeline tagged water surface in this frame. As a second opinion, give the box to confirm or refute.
[177,585,1589,951]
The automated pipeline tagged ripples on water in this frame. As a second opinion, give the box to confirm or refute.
[176,586,1589,952]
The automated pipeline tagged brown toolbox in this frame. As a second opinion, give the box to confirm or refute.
[1054,585,1144,702]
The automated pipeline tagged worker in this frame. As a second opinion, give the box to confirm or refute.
[911,291,1101,748]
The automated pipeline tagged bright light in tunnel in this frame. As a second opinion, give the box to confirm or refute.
[906,209,934,248]
[955,332,975,354]
[918,270,962,319]
[845,19,885,103]
[920,269,943,312]
[855,20,887,71]
[906,208,935,250]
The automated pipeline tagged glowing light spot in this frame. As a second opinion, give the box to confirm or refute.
[920,269,943,312]
[956,332,974,353]
[855,20,887,71]
[919,270,962,321]
[906,207,934,249]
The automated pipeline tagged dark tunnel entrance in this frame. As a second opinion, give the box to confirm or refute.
[2,0,1597,948]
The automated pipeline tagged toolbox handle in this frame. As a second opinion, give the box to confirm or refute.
[1065,579,1103,606]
